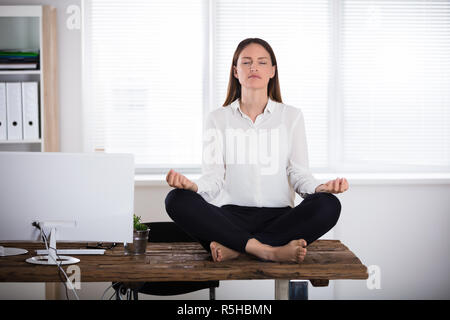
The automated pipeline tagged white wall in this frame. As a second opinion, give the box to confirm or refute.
[0,1,449,300]
[333,183,450,299]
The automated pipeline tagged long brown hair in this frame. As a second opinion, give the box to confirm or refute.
[223,38,283,107]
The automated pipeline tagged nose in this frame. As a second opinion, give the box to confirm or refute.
[250,62,257,71]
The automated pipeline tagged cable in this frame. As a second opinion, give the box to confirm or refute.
[101,282,119,300]
[38,226,68,299]
[33,222,80,300]
[86,242,117,250]
[40,227,78,300]
[108,291,116,300]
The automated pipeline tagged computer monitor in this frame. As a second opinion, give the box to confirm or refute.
[0,152,134,265]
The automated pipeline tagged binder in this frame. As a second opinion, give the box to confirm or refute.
[6,83,23,140]
[0,83,6,140]
[21,82,40,140]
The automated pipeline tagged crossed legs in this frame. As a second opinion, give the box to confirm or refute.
[165,189,341,263]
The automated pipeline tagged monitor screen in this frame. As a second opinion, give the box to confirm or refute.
[0,152,134,244]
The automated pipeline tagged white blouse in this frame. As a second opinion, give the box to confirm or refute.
[195,98,320,208]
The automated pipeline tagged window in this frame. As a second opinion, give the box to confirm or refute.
[340,0,450,172]
[83,0,450,174]
[83,0,206,173]
[213,0,330,169]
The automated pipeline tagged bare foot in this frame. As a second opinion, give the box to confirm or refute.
[271,239,307,263]
[245,238,307,263]
[210,241,241,262]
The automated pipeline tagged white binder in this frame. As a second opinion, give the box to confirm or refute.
[0,83,6,140]
[6,82,23,140]
[21,82,40,140]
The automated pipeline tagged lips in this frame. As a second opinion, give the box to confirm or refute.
[249,75,261,79]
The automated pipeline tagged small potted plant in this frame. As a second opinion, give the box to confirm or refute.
[124,214,150,255]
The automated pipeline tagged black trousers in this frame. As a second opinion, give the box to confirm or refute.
[165,189,341,253]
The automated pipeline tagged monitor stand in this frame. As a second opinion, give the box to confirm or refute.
[26,224,80,266]
[0,246,28,256]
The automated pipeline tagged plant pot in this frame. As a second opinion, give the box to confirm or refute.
[124,228,150,255]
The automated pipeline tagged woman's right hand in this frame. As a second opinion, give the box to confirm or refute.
[166,169,198,192]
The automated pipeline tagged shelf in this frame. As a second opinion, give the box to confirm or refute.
[0,5,59,152]
[0,140,42,144]
[0,70,40,75]
[0,6,42,17]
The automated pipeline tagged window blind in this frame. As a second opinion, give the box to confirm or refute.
[84,0,205,171]
[84,0,450,174]
[213,0,331,169]
[340,0,450,172]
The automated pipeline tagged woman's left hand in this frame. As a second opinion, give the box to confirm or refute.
[315,177,349,194]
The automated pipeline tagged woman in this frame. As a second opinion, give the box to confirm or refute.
[165,38,348,263]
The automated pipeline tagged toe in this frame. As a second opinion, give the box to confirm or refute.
[210,243,217,261]
[298,248,307,260]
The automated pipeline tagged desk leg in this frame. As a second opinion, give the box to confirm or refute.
[289,281,308,300]
[274,279,289,300]
[274,280,309,300]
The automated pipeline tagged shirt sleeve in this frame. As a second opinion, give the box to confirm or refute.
[195,112,226,202]
[286,109,321,198]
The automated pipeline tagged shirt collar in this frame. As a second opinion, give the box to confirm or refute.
[230,98,276,116]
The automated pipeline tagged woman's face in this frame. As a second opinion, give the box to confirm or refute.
[233,43,276,90]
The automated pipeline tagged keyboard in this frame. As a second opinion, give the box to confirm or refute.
[35,249,105,255]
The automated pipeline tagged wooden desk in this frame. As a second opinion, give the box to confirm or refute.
[0,240,368,299]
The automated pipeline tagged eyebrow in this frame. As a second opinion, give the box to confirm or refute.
[241,56,269,60]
